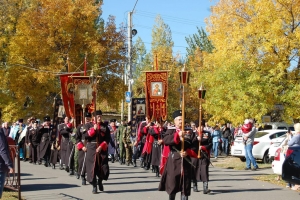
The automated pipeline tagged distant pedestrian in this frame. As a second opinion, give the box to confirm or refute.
[221,124,230,156]
[211,125,221,159]
[0,128,14,198]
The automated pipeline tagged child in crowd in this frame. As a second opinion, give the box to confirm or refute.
[241,119,252,145]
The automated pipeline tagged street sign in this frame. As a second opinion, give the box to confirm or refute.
[125,91,131,103]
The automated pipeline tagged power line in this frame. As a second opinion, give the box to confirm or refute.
[132,0,139,13]
[135,10,206,26]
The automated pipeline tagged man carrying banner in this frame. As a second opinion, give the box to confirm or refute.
[76,112,93,185]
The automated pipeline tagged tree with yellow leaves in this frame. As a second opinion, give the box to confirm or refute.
[189,0,300,124]
[0,0,126,121]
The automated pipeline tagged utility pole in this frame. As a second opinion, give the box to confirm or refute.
[127,11,133,121]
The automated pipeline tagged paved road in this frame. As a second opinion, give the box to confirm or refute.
[20,159,299,200]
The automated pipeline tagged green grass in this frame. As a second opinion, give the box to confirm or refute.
[213,156,271,170]
[214,156,299,192]
[2,189,20,200]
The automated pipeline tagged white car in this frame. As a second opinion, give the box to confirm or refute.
[231,129,287,163]
[268,135,287,162]
[271,139,287,175]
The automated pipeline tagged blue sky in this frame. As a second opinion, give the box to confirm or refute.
[101,0,216,58]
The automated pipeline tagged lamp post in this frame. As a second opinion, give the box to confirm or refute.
[179,65,190,152]
[198,83,206,158]
[90,70,98,122]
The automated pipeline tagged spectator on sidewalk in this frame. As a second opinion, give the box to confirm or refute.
[242,119,259,171]
[0,128,14,198]
[211,125,221,159]
[221,124,230,156]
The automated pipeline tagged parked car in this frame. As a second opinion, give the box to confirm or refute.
[268,135,287,162]
[271,141,286,175]
[231,129,287,163]
[282,146,300,185]
[262,122,294,131]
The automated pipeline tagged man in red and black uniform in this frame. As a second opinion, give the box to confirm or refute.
[134,117,151,169]
[76,112,93,185]
[190,122,212,194]
[158,110,198,200]
[77,110,111,194]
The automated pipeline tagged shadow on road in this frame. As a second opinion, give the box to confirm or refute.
[22,183,80,192]
[105,187,158,193]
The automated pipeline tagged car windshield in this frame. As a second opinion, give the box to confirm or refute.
[255,131,269,138]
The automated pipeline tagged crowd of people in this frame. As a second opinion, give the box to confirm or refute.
[3,111,295,199]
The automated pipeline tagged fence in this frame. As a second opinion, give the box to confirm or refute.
[4,145,21,200]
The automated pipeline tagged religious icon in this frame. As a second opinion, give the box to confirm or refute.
[136,104,145,116]
[58,105,65,118]
[151,82,163,97]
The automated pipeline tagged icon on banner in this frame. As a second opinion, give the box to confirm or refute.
[125,92,131,103]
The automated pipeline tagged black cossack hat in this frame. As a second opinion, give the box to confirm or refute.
[172,110,182,119]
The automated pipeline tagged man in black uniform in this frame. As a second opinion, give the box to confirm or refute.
[38,116,55,167]
[28,120,39,164]
[58,116,73,172]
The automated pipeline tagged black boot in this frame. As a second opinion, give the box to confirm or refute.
[98,179,104,191]
[69,169,74,175]
[133,159,137,167]
[111,154,115,163]
[119,157,123,165]
[155,166,160,177]
[44,159,48,167]
[65,166,70,172]
[181,193,188,200]
[193,180,199,192]
[92,179,97,194]
[169,194,176,200]
[203,182,211,194]
[81,176,86,185]
[52,164,55,169]
[75,172,80,179]
[144,163,150,170]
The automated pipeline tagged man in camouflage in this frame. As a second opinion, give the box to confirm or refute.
[123,121,133,166]
[117,119,126,165]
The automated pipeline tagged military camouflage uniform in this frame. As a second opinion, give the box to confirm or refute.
[117,124,126,164]
[123,126,133,165]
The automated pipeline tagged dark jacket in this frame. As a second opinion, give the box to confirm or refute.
[1,127,11,137]
[0,129,13,172]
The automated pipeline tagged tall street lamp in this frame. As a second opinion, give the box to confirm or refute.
[198,83,206,158]
[179,65,190,152]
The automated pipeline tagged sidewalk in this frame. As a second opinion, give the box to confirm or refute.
[20,160,298,200]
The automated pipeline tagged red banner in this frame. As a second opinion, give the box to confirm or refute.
[59,73,81,118]
[145,71,168,121]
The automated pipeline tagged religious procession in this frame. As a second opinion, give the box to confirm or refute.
[0,66,219,200]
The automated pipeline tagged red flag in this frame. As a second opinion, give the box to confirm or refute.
[59,73,80,118]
